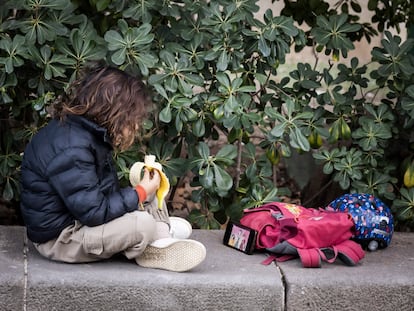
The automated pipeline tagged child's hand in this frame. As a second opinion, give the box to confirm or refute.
[138,168,160,197]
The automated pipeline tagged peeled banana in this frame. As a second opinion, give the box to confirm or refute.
[129,155,170,210]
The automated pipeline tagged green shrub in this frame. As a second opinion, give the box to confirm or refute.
[1,0,413,230]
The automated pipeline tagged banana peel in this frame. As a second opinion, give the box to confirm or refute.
[129,155,170,209]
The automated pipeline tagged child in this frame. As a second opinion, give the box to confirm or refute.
[19,64,206,272]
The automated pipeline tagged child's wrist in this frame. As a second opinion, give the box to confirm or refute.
[135,185,147,202]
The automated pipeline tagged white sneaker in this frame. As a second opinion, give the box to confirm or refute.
[136,238,206,272]
[169,216,192,239]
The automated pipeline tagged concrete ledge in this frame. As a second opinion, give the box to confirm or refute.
[0,226,25,311]
[0,226,413,311]
[0,226,283,311]
[278,232,414,311]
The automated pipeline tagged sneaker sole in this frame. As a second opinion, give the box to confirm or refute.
[137,240,206,272]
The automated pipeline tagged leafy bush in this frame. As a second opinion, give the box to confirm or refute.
[1,0,413,230]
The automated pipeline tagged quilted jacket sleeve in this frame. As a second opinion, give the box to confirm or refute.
[46,146,138,227]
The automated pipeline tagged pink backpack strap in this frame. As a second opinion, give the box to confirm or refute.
[334,240,365,266]
[261,254,296,265]
[261,242,364,267]
[297,248,322,268]
[318,247,338,264]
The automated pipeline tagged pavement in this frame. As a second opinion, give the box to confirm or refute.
[0,225,413,311]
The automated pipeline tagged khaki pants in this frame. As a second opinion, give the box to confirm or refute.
[34,197,170,263]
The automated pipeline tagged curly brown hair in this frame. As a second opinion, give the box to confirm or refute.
[53,65,151,151]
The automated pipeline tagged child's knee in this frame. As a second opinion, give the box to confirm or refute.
[133,211,157,241]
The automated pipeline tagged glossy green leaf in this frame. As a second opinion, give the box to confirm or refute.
[159,106,172,123]
[213,164,233,191]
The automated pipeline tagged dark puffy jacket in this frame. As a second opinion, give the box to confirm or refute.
[20,115,139,243]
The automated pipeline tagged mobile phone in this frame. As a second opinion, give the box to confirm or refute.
[223,221,257,255]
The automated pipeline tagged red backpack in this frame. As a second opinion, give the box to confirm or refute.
[240,202,365,268]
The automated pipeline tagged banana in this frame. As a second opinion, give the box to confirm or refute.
[129,155,170,210]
